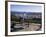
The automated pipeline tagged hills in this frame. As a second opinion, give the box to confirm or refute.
[11,11,42,19]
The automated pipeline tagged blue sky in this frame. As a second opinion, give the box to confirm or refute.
[11,5,42,12]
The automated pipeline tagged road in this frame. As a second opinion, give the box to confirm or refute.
[13,23,42,32]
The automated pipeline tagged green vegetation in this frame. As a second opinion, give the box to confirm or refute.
[24,18,41,24]
[11,15,41,24]
[11,15,21,22]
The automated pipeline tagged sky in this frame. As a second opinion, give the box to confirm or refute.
[11,5,42,12]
